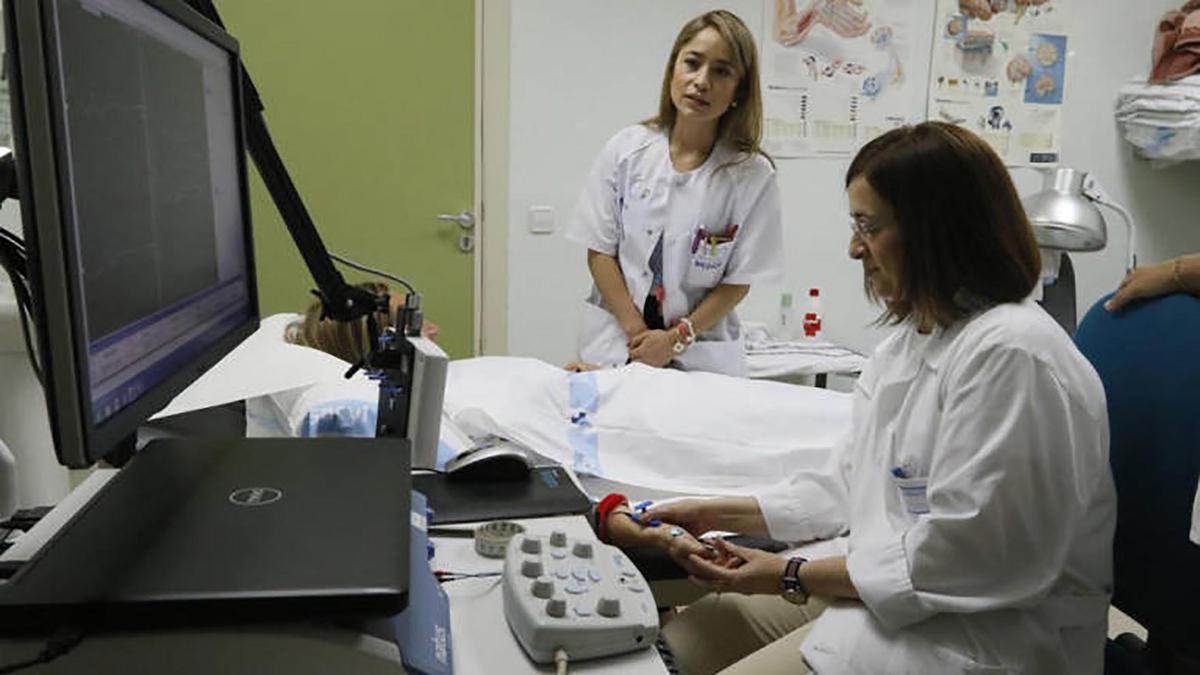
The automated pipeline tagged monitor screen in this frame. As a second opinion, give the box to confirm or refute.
[6,0,257,468]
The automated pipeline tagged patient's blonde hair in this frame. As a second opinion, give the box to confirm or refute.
[285,281,389,365]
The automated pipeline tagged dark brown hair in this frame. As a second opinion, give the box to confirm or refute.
[846,122,1040,329]
[644,10,770,168]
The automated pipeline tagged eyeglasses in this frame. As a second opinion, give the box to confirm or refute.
[849,215,885,240]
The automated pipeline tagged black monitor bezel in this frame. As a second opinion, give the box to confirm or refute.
[5,0,259,468]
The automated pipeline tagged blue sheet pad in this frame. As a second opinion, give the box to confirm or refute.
[567,371,603,476]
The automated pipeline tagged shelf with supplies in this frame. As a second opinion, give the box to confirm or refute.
[1115,75,1200,165]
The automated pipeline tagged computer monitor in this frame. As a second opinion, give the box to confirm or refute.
[0,0,411,631]
[6,0,258,468]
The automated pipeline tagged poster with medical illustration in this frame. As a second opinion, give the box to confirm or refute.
[762,0,930,157]
[928,0,1071,166]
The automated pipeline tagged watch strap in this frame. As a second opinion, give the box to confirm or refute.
[671,319,693,355]
[781,556,809,603]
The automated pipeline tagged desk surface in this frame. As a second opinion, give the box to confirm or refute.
[0,473,666,674]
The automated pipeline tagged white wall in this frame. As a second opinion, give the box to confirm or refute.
[506,0,1200,362]
[0,201,72,508]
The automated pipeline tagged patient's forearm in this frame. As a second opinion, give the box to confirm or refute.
[643,495,769,539]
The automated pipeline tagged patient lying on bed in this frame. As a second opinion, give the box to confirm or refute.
[246,336,851,498]
[227,313,854,595]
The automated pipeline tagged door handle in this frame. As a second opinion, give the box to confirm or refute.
[436,211,475,230]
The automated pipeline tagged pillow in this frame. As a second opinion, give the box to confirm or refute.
[154,313,351,420]
[246,373,470,470]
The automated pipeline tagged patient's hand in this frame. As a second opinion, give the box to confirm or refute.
[421,319,440,341]
[564,361,604,372]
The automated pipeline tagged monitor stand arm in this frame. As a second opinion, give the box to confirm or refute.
[181,0,414,441]
[0,151,17,202]
[103,434,137,469]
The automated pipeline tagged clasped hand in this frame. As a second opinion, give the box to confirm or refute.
[628,329,676,368]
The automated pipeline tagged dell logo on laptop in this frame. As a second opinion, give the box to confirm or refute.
[229,487,283,507]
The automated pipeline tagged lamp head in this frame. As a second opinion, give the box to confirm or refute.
[1020,167,1107,251]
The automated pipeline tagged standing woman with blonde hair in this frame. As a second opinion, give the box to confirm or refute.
[566,10,783,377]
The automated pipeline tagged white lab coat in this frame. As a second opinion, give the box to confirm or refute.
[566,125,783,377]
[758,299,1116,674]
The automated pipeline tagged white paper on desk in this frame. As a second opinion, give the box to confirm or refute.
[151,313,351,419]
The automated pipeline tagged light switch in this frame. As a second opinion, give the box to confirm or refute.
[528,206,555,234]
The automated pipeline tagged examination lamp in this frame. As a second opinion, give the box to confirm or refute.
[1021,167,1138,274]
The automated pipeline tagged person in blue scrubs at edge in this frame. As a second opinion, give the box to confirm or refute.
[597,122,1116,674]
[565,10,783,377]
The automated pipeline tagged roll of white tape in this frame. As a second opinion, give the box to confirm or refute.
[474,520,525,558]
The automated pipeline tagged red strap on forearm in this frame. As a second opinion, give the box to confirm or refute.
[595,492,628,544]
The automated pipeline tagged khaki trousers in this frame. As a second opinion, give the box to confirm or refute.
[662,594,828,675]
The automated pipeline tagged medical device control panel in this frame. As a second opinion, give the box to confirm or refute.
[501,531,659,663]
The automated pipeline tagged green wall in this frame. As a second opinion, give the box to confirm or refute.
[216,1,475,357]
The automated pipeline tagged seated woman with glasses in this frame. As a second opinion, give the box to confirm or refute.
[595,122,1117,674]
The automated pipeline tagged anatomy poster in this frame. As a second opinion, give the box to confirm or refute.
[928,0,1071,166]
[762,0,930,157]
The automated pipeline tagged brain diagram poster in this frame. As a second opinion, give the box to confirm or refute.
[928,0,1072,166]
[762,0,931,157]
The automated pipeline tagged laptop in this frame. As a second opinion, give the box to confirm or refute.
[0,437,410,633]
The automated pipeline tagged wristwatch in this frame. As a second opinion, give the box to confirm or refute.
[671,336,687,354]
[780,556,809,605]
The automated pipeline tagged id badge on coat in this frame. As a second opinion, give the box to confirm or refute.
[685,224,737,286]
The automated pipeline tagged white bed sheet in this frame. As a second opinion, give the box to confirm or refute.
[166,315,852,498]
[443,357,851,496]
